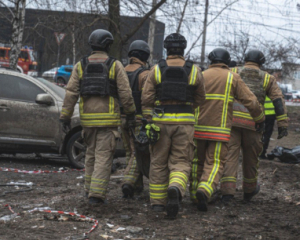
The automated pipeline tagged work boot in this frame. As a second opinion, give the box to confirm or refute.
[196,190,208,212]
[122,184,134,198]
[166,187,181,219]
[88,197,105,205]
[151,205,165,212]
[244,184,260,202]
[221,194,234,204]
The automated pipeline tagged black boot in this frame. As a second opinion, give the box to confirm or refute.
[221,194,234,204]
[151,205,165,212]
[88,197,104,204]
[196,190,208,212]
[122,184,134,198]
[166,187,181,219]
[244,184,260,201]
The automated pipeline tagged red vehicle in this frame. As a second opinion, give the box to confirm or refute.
[0,46,38,76]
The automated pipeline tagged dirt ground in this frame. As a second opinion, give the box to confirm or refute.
[1,128,300,240]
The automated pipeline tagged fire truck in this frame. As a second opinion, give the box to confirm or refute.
[0,46,38,76]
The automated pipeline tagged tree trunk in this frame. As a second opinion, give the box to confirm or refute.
[148,0,157,65]
[9,0,26,70]
[108,0,122,60]
[200,0,209,66]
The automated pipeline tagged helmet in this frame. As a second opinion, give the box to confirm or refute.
[128,40,150,56]
[88,29,114,48]
[208,48,231,65]
[164,33,187,49]
[244,50,265,65]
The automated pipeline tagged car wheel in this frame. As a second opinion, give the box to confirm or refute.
[57,77,65,84]
[66,131,86,169]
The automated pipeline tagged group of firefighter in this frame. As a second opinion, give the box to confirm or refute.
[60,29,288,219]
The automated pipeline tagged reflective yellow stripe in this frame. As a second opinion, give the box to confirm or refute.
[170,172,188,182]
[169,179,186,189]
[149,192,167,199]
[155,65,161,84]
[194,107,200,124]
[263,73,270,91]
[208,142,221,184]
[253,111,264,121]
[233,111,253,120]
[142,109,153,115]
[243,177,257,183]
[80,119,121,126]
[276,114,288,121]
[190,139,198,200]
[206,94,234,101]
[220,177,236,183]
[109,62,116,79]
[194,125,231,135]
[109,96,114,113]
[61,109,72,117]
[149,183,168,190]
[153,113,195,123]
[221,72,233,127]
[78,62,83,78]
[198,183,213,196]
[264,96,275,115]
[189,65,197,85]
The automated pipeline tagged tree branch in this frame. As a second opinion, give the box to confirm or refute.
[176,0,188,33]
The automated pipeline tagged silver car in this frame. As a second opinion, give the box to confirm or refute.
[0,69,85,168]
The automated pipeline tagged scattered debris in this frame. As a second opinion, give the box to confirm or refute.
[267,146,300,164]
[126,226,143,234]
[0,213,18,223]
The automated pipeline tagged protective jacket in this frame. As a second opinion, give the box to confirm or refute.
[264,96,275,115]
[60,51,136,127]
[141,55,206,124]
[124,57,149,119]
[231,62,288,130]
[194,63,264,142]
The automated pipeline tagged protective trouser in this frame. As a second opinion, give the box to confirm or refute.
[83,127,118,199]
[189,140,228,202]
[149,124,194,206]
[121,118,143,190]
[220,127,263,196]
[261,115,276,156]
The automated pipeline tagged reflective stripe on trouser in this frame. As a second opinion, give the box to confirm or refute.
[149,124,194,206]
[121,118,143,189]
[83,127,117,199]
[194,140,229,198]
[220,127,263,195]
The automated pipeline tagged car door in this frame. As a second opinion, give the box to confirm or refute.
[0,73,60,148]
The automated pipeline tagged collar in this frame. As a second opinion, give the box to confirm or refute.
[129,57,146,66]
[167,55,185,60]
[209,63,229,70]
[91,51,108,56]
[244,62,260,69]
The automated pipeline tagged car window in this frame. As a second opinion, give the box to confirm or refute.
[0,74,45,102]
[18,51,29,60]
[64,67,73,72]
[0,49,6,58]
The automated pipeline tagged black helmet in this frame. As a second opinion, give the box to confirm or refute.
[88,29,114,48]
[128,40,150,56]
[208,48,231,65]
[244,50,265,65]
[164,33,187,49]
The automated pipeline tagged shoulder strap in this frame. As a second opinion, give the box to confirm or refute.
[158,59,167,74]
[105,56,116,70]
[129,66,146,90]
[80,56,89,73]
[184,60,194,77]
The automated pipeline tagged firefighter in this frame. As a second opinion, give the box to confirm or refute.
[60,29,136,204]
[141,33,206,218]
[259,96,276,159]
[189,48,265,211]
[121,40,150,198]
[220,50,288,202]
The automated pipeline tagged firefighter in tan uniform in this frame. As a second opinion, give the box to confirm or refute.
[142,33,206,218]
[189,48,265,212]
[121,40,150,198]
[220,50,288,202]
[60,29,136,204]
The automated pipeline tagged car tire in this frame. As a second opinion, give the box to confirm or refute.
[57,77,65,84]
[66,131,86,169]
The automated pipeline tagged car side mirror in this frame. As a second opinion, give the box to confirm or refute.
[36,93,54,105]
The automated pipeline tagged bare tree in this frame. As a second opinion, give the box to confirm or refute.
[0,0,26,70]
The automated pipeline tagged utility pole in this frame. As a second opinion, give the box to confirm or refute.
[148,0,157,65]
[201,0,209,66]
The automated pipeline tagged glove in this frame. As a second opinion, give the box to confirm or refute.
[278,127,288,139]
[126,113,136,129]
[255,121,265,133]
[145,123,160,145]
[60,119,71,133]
